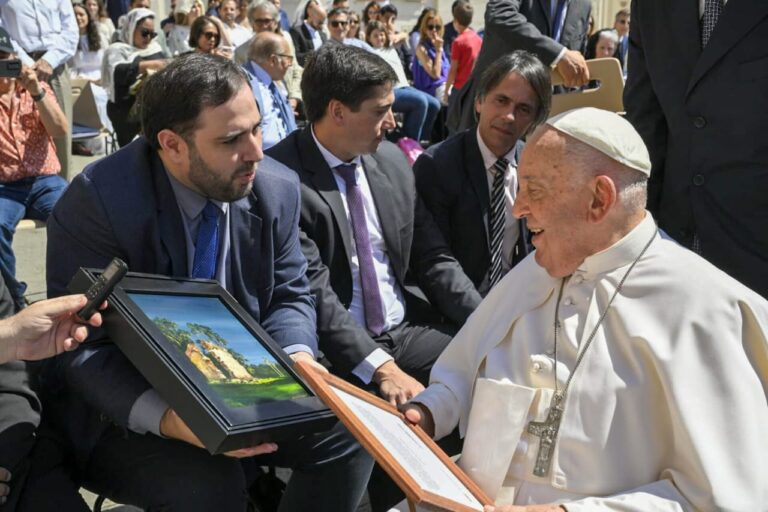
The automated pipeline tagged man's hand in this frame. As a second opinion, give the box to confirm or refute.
[484,505,566,512]
[0,294,105,364]
[401,401,435,437]
[0,467,10,505]
[556,50,590,87]
[160,408,278,458]
[33,59,54,82]
[289,351,328,373]
[18,65,43,97]
[373,361,424,406]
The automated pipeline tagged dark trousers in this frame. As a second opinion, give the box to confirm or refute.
[81,420,373,512]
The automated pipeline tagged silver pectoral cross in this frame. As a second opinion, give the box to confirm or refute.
[526,391,565,477]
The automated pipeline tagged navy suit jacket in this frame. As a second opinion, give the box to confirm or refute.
[289,23,327,67]
[414,129,530,296]
[43,138,316,460]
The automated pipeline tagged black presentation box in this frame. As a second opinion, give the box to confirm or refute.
[69,269,336,454]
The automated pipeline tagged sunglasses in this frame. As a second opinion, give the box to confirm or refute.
[330,20,348,27]
[139,29,157,39]
[202,31,219,40]
[426,24,441,31]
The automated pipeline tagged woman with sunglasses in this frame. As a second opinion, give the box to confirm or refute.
[366,20,440,144]
[167,0,204,56]
[102,8,168,147]
[188,15,233,58]
[347,12,362,40]
[413,12,449,105]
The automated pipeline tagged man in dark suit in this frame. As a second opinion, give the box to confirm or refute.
[289,0,327,66]
[624,0,768,297]
[448,0,592,132]
[267,45,482,406]
[415,51,551,296]
[42,54,372,512]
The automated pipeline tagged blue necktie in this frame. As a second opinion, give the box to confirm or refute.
[551,0,567,43]
[269,82,297,133]
[191,201,219,279]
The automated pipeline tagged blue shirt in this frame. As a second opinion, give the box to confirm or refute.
[246,61,290,150]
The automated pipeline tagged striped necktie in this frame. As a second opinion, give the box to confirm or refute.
[489,158,508,287]
[701,0,724,48]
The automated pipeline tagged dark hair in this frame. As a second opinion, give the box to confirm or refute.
[411,7,435,35]
[139,53,250,150]
[327,7,349,19]
[454,2,473,28]
[303,0,318,21]
[301,44,397,123]
[379,4,397,17]
[475,50,552,132]
[365,20,389,47]
[73,3,103,51]
[584,28,618,60]
[90,0,109,19]
[189,15,219,48]
[362,1,379,25]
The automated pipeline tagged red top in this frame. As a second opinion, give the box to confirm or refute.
[451,29,483,91]
[0,81,61,183]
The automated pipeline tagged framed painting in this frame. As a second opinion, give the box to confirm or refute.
[69,269,336,454]
[294,361,492,512]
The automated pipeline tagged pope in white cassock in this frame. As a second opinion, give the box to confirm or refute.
[403,107,768,511]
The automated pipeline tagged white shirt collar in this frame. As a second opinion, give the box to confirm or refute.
[310,125,362,170]
[577,212,658,278]
[476,128,518,174]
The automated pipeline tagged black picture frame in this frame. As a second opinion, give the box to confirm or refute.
[69,269,336,454]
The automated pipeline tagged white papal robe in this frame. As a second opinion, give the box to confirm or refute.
[415,213,768,511]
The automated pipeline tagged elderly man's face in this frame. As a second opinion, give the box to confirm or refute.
[251,8,277,33]
[513,128,596,277]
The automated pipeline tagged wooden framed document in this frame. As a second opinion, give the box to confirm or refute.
[294,361,492,512]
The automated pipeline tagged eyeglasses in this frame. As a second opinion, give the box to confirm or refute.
[426,24,441,31]
[252,17,275,25]
[202,31,219,40]
[139,29,157,39]
[273,53,294,62]
[330,20,348,27]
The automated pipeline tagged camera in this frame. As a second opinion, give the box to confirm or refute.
[0,59,21,78]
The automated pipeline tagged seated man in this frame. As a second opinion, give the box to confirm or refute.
[0,29,69,311]
[43,53,372,512]
[242,32,297,149]
[414,51,550,296]
[326,8,373,51]
[404,108,768,510]
[267,44,482,404]
[289,0,326,67]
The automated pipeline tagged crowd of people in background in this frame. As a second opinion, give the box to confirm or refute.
[1,0,767,511]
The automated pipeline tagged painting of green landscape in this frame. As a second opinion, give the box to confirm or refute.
[128,292,309,408]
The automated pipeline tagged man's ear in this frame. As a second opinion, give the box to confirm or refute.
[327,99,346,126]
[589,175,618,223]
[156,129,189,165]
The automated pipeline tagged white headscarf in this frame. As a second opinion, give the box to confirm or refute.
[102,8,164,102]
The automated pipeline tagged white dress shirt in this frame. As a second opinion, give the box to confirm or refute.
[311,129,404,383]
[304,21,324,50]
[476,129,520,275]
[0,0,78,68]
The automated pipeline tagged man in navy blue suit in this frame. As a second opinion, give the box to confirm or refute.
[42,53,372,512]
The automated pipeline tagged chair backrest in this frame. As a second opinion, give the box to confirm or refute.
[549,58,624,117]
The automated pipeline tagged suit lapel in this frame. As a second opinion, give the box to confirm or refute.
[298,129,355,261]
[362,154,403,268]
[150,152,188,277]
[464,131,492,250]
[229,194,264,303]
[687,0,768,95]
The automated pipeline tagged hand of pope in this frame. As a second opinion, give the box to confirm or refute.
[401,402,435,438]
[484,505,566,512]
[374,360,425,406]
[159,408,278,458]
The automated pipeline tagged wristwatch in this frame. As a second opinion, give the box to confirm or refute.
[31,89,46,102]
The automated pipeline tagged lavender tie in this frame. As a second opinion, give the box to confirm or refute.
[336,163,386,336]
